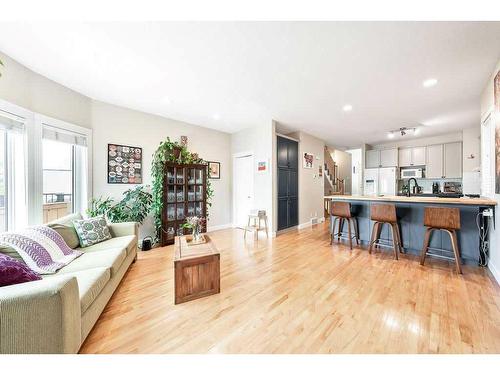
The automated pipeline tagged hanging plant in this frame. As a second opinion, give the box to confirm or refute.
[151,137,214,240]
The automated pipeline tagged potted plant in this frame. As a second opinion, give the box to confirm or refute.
[182,216,205,243]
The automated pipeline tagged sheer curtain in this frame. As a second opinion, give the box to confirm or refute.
[0,110,27,231]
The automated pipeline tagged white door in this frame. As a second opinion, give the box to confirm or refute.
[364,168,379,196]
[378,167,397,196]
[233,154,254,229]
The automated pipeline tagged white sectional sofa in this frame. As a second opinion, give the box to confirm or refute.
[0,213,138,353]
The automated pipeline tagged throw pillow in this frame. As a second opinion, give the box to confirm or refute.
[73,216,112,248]
[0,226,83,275]
[0,253,42,287]
[47,223,80,249]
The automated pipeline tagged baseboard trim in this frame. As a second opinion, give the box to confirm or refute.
[207,223,233,232]
[297,217,325,230]
[488,261,500,286]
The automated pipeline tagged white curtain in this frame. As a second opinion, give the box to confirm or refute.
[0,111,27,231]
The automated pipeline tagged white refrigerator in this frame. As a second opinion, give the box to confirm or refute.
[364,167,397,196]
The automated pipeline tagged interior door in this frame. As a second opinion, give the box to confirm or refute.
[233,154,254,229]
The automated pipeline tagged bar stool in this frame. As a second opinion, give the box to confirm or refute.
[420,206,462,274]
[369,203,402,259]
[330,201,359,249]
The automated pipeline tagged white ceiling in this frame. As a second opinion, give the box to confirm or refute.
[0,22,499,148]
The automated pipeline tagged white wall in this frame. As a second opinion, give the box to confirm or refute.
[91,100,232,238]
[0,51,92,128]
[346,148,362,195]
[231,123,275,233]
[288,131,325,227]
[462,126,481,195]
[480,60,500,284]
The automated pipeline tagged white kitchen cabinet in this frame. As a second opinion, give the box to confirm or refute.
[444,142,462,178]
[380,148,398,167]
[398,148,412,167]
[365,150,380,168]
[426,144,444,178]
[412,146,426,166]
[366,148,397,168]
[398,146,426,167]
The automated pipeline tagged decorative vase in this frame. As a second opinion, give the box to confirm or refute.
[192,224,202,243]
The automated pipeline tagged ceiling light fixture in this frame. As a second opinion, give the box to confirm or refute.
[422,78,438,88]
[342,104,353,112]
[212,114,220,120]
[387,127,421,138]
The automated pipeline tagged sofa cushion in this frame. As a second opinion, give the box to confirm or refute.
[57,247,126,276]
[73,216,112,248]
[78,235,137,256]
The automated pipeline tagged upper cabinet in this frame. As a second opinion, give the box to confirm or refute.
[365,148,397,168]
[277,136,298,170]
[444,142,462,178]
[365,150,380,168]
[425,142,462,178]
[425,144,444,178]
[398,146,426,167]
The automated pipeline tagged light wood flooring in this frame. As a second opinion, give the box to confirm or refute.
[80,222,500,354]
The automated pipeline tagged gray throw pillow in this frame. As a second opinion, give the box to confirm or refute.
[73,216,112,248]
[47,223,81,249]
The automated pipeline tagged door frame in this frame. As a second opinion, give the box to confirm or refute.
[232,151,254,228]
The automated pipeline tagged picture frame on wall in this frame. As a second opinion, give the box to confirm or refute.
[107,143,143,184]
[303,152,314,169]
[208,161,221,179]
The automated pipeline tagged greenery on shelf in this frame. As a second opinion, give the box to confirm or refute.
[151,137,213,240]
[87,185,153,224]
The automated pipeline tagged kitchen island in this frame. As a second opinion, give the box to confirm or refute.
[324,195,496,264]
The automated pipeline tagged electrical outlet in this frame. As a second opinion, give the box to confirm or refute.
[483,209,493,217]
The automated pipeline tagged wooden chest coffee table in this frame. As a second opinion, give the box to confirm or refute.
[174,235,220,304]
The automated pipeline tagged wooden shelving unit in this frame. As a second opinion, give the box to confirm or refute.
[160,162,207,246]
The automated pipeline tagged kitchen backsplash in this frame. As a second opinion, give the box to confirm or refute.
[398,178,462,193]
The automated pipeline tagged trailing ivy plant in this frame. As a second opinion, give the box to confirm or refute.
[87,185,153,224]
[151,137,213,240]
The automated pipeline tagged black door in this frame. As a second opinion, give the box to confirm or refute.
[277,136,299,230]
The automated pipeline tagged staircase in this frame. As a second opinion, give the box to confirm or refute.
[324,146,345,217]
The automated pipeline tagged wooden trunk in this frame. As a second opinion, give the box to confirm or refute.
[174,235,220,304]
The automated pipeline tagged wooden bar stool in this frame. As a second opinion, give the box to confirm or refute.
[420,206,462,274]
[330,201,359,249]
[369,203,402,259]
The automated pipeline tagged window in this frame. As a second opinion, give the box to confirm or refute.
[42,124,89,223]
[0,109,27,232]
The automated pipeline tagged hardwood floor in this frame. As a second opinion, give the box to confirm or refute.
[79,222,500,354]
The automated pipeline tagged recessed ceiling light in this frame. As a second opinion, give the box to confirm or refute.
[162,96,171,104]
[387,132,395,139]
[212,114,220,120]
[343,104,353,112]
[422,78,438,88]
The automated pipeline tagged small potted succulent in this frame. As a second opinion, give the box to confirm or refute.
[182,216,205,243]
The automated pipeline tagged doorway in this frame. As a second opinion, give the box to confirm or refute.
[346,148,362,195]
[233,153,254,229]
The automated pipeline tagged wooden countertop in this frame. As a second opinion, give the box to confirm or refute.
[324,194,497,206]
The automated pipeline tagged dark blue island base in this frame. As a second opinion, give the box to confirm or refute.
[328,198,492,265]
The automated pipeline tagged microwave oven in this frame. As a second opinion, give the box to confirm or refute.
[401,168,423,179]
